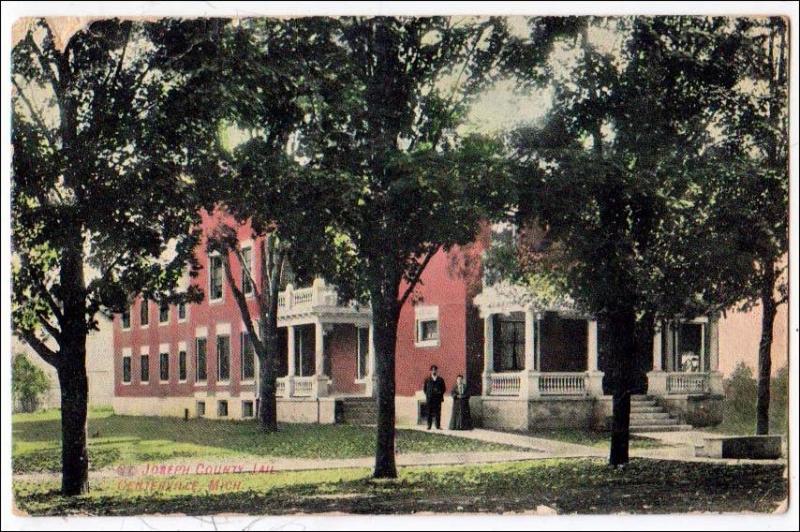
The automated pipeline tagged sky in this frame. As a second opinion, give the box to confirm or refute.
[11,15,791,376]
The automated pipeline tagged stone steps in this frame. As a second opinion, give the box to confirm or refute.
[629,395,692,433]
[632,424,694,433]
[336,398,377,425]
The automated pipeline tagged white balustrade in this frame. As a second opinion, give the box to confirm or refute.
[488,373,523,396]
[666,372,709,394]
[538,372,587,395]
[293,377,314,397]
[275,378,286,397]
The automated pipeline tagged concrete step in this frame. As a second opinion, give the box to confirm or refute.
[630,412,672,421]
[336,398,378,425]
[630,406,661,413]
[632,424,693,433]
[631,420,678,429]
[631,395,653,401]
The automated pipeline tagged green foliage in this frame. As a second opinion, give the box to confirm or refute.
[716,362,788,434]
[12,18,227,354]
[12,353,50,413]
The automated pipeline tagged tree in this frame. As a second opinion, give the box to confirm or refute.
[706,17,788,435]
[12,352,51,413]
[12,18,226,495]
[307,17,538,478]
[507,16,757,465]
[205,18,357,432]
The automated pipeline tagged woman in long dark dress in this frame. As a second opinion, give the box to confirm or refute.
[449,374,473,430]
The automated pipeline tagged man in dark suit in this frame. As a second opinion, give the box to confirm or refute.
[423,365,446,429]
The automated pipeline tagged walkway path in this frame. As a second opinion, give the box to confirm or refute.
[14,428,784,484]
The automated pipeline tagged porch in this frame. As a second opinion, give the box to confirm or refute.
[475,283,604,400]
[274,279,376,402]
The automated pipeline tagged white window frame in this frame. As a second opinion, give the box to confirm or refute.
[177,301,188,323]
[208,252,224,304]
[139,346,150,383]
[240,329,256,384]
[139,299,150,328]
[121,307,131,331]
[196,400,206,418]
[158,301,170,326]
[121,347,132,385]
[241,241,254,298]
[216,323,232,383]
[241,400,255,418]
[195,335,208,384]
[217,399,229,418]
[178,341,188,383]
[414,305,440,348]
[159,343,170,383]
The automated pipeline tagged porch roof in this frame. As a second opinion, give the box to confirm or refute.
[473,281,585,319]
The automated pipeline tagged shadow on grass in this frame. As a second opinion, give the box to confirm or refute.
[13,412,519,472]
[14,458,787,516]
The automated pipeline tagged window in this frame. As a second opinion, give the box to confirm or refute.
[494,313,525,372]
[177,302,187,321]
[217,400,228,417]
[357,327,369,380]
[140,299,149,326]
[672,322,706,372]
[159,302,169,324]
[242,400,254,418]
[196,338,208,382]
[160,352,169,381]
[414,306,439,347]
[140,354,150,382]
[217,335,230,381]
[121,308,131,329]
[122,354,132,383]
[209,255,224,301]
[196,401,206,417]
[241,247,253,295]
[241,332,255,381]
[293,325,315,377]
[178,350,187,381]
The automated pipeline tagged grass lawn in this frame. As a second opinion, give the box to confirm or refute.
[13,458,786,516]
[526,429,665,449]
[12,409,522,474]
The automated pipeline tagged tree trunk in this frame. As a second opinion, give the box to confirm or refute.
[756,269,777,435]
[372,281,400,479]
[57,352,89,495]
[607,307,637,467]
[257,327,280,432]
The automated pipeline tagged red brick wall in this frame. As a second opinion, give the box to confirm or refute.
[327,324,365,395]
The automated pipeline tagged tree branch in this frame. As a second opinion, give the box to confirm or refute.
[35,312,63,344]
[11,76,60,149]
[222,248,265,356]
[17,328,61,369]
[398,245,440,308]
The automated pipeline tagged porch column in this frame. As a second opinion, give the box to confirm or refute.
[312,320,330,397]
[523,308,540,398]
[708,317,723,394]
[365,322,377,397]
[482,314,494,395]
[647,323,668,396]
[586,319,604,396]
[285,325,296,397]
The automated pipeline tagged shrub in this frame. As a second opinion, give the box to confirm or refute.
[12,353,51,413]
[721,361,788,434]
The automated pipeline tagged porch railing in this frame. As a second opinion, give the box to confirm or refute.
[275,378,287,397]
[488,373,522,396]
[667,372,709,394]
[278,281,339,314]
[538,372,587,396]
[293,376,314,397]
